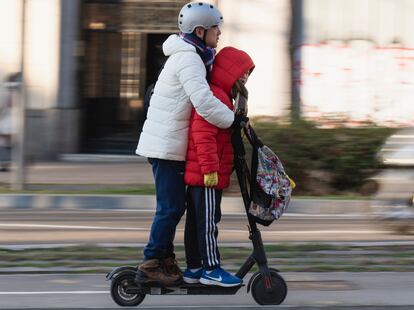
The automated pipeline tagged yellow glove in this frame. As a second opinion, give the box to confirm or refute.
[287,175,296,189]
[204,172,218,187]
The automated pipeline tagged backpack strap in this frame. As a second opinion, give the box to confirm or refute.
[232,125,245,158]
[243,125,264,199]
[250,138,259,198]
[143,57,169,117]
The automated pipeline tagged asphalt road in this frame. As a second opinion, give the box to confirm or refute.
[1,209,414,309]
[1,272,414,309]
[1,209,414,245]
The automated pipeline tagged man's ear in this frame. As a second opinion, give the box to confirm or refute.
[194,27,205,39]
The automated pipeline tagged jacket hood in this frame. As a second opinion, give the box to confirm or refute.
[210,47,255,95]
[163,34,196,56]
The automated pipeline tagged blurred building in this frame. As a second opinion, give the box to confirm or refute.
[300,0,414,126]
[0,0,290,160]
[2,1,412,160]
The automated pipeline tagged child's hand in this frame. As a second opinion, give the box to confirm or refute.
[204,172,218,187]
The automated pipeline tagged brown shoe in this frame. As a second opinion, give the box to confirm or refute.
[138,259,181,286]
[162,257,183,277]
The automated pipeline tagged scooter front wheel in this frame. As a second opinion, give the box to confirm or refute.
[110,272,146,307]
[250,269,287,305]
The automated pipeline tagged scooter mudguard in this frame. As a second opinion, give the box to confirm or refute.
[247,268,280,293]
[106,266,137,281]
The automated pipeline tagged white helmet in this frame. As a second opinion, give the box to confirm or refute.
[178,2,223,34]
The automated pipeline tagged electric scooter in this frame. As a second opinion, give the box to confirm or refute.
[106,123,288,307]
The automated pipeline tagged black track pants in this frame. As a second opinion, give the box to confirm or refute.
[184,186,222,270]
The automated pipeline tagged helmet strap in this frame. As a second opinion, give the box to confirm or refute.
[202,28,208,45]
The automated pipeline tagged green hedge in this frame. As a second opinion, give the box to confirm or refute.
[251,119,395,195]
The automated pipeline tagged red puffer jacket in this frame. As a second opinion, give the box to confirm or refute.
[184,47,255,189]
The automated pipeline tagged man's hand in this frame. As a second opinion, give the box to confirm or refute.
[204,171,218,187]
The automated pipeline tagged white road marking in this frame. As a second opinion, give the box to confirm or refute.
[0,223,388,235]
[0,291,107,295]
[0,223,148,231]
[262,230,388,235]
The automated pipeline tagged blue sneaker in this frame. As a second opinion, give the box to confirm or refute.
[183,267,203,284]
[200,267,242,287]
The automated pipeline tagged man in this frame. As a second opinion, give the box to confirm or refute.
[136,2,242,286]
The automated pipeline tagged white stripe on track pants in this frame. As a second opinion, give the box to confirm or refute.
[184,186,222,269]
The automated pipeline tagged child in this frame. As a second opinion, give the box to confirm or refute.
[183,47,255,287]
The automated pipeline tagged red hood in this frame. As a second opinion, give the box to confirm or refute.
[210,47,255,95]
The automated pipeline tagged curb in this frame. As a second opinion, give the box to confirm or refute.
[0,194,372,214]
[59,154,147,163]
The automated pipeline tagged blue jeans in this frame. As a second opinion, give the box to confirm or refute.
[144,158,186,260]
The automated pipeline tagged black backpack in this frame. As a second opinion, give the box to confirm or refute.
[143,57,168,119]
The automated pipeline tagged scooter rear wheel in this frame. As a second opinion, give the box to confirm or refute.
[110,272,146,307]
[250,269,287,305]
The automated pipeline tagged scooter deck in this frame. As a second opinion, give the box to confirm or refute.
[126,282,244,295]
[129,268,244,295]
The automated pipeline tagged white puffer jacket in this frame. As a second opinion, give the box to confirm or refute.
[136,34,234,161]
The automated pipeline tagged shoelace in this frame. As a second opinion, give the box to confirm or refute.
[164,259,181,275]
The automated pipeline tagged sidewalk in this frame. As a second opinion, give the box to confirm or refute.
[0,156,153,186]
[0,156,372,214]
